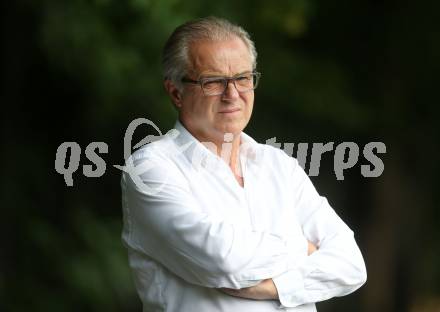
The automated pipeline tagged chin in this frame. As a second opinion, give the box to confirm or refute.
[216,121,247,135]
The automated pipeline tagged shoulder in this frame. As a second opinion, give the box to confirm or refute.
[121,132,190,192]
[129,131,180,166]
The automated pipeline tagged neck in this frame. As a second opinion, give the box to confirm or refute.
[218,134,241,170]
[200,132,242,169]
[177,119,243,177]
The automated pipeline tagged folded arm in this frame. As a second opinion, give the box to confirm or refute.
[220,241,318,300]
[221,158,367,307]
[273,158,367,307]
[121,151,299,289]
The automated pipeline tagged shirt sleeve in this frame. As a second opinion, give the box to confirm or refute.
[121,148,294,289]
[272,157,367,308]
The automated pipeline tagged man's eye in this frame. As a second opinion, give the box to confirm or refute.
[203,79,224,88]
[235,75,253,87]
[236,75,251,81]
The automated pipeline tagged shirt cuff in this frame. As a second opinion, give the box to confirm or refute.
[273,238,309,308]
[274,268,308,308]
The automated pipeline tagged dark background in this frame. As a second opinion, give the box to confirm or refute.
[2,0,439,311]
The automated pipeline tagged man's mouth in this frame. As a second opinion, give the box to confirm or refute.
[219,108,240,114]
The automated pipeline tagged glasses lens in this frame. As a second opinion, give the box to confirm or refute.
[200,73,260,96]
[235,74,254,91]
[202,78,225,95]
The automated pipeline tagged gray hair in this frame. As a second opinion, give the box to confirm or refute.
[162,16,257,90]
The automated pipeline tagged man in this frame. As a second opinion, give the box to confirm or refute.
[121,17,366,311]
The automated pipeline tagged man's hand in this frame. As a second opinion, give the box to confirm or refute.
[220,279,278,300]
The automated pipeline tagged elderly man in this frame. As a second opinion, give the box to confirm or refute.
[121,17,367,311]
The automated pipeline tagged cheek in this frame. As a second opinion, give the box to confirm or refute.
[189,98,217,123]
[243,93,254,114]
[183,93,207,113]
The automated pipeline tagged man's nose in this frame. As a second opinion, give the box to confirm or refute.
[221,80,240,100]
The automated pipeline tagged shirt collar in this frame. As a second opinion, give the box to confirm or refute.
[171,120,260,169]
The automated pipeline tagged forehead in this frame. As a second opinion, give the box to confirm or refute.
[188,37,253,77]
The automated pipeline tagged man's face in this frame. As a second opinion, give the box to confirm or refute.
[173,37,255,143]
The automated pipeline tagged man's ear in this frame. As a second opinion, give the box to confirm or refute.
[164,79,183,109]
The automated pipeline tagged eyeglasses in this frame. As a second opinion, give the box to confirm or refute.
[181,72,261,96]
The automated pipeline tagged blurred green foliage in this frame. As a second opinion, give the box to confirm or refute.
[2,0,439,311]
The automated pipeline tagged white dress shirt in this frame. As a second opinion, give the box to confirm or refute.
[121,120,367,312]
